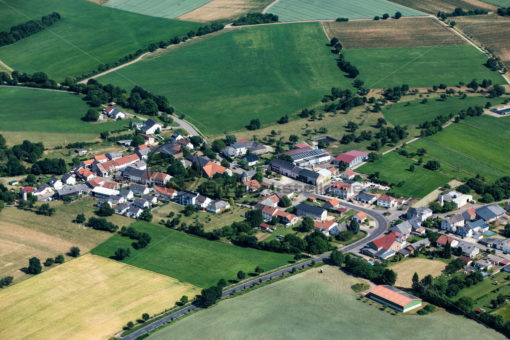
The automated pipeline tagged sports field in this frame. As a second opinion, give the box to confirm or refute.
[0,199,132,281]
[98,23,349,135]
[456,14,510,74]
[343,45,504,88]
[178,0,274,22]
[92,221,294,287]
[105,0,211,19]
[0,0,199,79]
[358,152,451,198]
[323,17,466,49]
[148,266,505,340]
[0,87,136,147]
[391,258,446,288]
[382,96,506,126]
[0,254,199,340]
[266,0,425,22]
[389,0,496,14]
[406,116,510,182]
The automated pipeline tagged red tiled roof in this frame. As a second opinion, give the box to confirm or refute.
[295,143,310,149]
[22,187,34,193]
[345,169,357,177]
[334,150,368,163]
[237,138,248,143]
[260,194,279,204]
[337,207,347,213]
[275,210,296,221]
[378,195,395,202]
[94,154,107,161]
[355,211,367,220]
[331,182,351,190]
[460,255,472,264]
[203,162,227,178]
[115,153,139,166]
[283,146,313,156]
[259,223,272,230]
[437,235,455,246]
[151,172,169,181]
[104,106,114,113]
[314,220,336,232]
[82,159,94,166]
[102,181,117,189]
[370,285,420,308]
[308,196,316,201]
[87,177,104,188]
[325,198,339,207]
[371,231,399,251]
[155,186,176,197]
[246,179,261,190]
[138,144,148,150]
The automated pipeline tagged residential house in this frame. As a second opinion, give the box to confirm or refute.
[123,167,145,183]
[135,145,151,160]
[456,226,473,238]
[243,154,259,166]
[353,211,367,224]
[87,177,104,189]
[179,191,198,206]
[141,119,162,134]
[259,223,275,232]
[245,179,261,192]
[34,184,54,201]
[439,190,473,208]
[436,235,459,248]
[157,143,183,157]
[332,150,368,167]
[377,195,396,208]
[75,148,87,156]
[115,203,129,215]
[441,215,465,233]
[362,231,405,259]
[81,159,94,168]
[314,221,340,236]
[142,195,157,205]
[354,192,377,205]
[20,187,34,200]
[119,189,134,201]
[407,207,433,223]
[474,259,493,271]
[295,203,327,221]
[127,206,143,219]
[480,238,510,253]
[133,198,150,209]
[129,183,149,196]
[476,204,506,223]
[150,172,171,186]
[48,177,63,190]
[328,181,354,199]
[258,194,280,208]
[154,186,177,200]
[223,140,272,158]
[195,195,212,209]
[56,184,89,198]
[462,208,477,221]
[106,151,123,160]
[94,155,108,164]
[103,106,126,120]
[78,168,96,181]
[62,173,76,185]
[392,221,412,238]
[275,210,298,225]
[95,154,140,176]
[262,206,279,221]
[323,198,340,210]
[138,133,155,145]
[466,219,489,234]
[202,162,228,178]
[207,200,230,214]
[457,242,480,258]
[241,170,257,183]
[269,159,301,179]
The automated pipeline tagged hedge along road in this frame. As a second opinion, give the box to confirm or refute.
[122,202,388,340]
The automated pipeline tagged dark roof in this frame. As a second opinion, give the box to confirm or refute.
[186,154,210,168]
[143,119,159,130]
[355,192,376,201]
[123,167,145,178]
[312,136,337,143]
[290,149,327,161]
[270,158,296,171]
[244,154,259,163]
[157,143,180,156]
[298,168,319,180]
[296,203,326,216]
[476,205,505,221]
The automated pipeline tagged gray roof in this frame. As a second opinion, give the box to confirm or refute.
[476,204,506,221]
[133,198,149,208]
[123,167,145,179]
[298,168,320,180]
[466,219,488,230]
[393,221,412,235]
[244,154,259,163]
[129,183,147,192]
[290,149,327,161]
[411,238,430,249]
[458,241,479,254]
[209,200,229,210]
[115,203,129,212]
[312,136,337,143]
[128,206,142,214]
[270,158,297,171]
[143,119,159,130]
[355,192,376,201]
[119,189,132,197]
[296,203,326,216]
[186,154,210,168]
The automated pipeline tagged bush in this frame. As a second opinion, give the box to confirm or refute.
[54,254,65,264]
[27,257,42,274]
[44,258,54,267]
[82,109,99,122]
[0,276,13,288]
[69,246,80,257]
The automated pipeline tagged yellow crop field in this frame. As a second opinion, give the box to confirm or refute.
[392,258,446,288]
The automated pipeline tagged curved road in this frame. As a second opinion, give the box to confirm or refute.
[123,203,387,340]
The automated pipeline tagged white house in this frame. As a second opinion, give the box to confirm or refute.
[61,173,76,185]
[439,191,473,208]
[377,195,396,208]
[142,119,162,135]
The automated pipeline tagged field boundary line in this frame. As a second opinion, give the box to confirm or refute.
[0,59,13,72]
[262,0,279,13]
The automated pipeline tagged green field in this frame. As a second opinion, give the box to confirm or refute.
[148,266,505,340]
[358,152,451,198]
[405,116,510,182]
[343,46,504,88]
[0,87,134,146]
[91,221,294,287]
[266,0,425,22]
[105,0,211,19]
[383,96,506,126]
[482,0,510,6]
[98,22,349,135]
[0,0,199,79]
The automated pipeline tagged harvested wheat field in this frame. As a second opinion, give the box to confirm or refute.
[456,14,510,72]
[323,17,467,49]
[178,0,273,22]
[389,0,496,14]
[0,254,199,340]
[392,258,447,288]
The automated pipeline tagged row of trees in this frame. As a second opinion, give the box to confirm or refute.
[497,7,510,16]
[374,12,402,20]
[232,13,278,26]
[461,175,510,203]
[0,12,61,47]
[437,8,487,19]
[331,253,397,285]
[119,226,152,249]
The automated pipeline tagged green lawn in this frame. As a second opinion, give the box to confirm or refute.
[266,0,424,22]
[98,22,350,135]
[357,152,451,198]
[343,46,504,88]
[406,116,510,182]
[0,87,136,146]
[91,221,294,287]
[383,96,506,126]
[147,266,506,340]
[105,0,211,19]
[0,0,199,80]
[456,272,510,313]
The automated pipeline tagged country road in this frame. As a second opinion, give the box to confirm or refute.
[122,203,387,340]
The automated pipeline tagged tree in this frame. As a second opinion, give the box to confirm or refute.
[190,135,203,147]
[54,254,65,264]
[198,285,222,307]
[503,223,510,238]
[247,119,261,130]
[348,219,360,233]
[394,11,402,19]
[237,270,246,280]
[114,248,131,260]
[457,296,473,312]
[380,269,397,285]
[330,249,344,266]
[27,257,42,274]
[131,135,145,147]
[245,209,263,229]
[0,276,13,288]
[490,84,506,97]
[279,195,292,208]
[142,313,150,321]
[255,265,264,274]
[44,258,54,267]
[442,241,452,259]
[69,246,80,257]
[36,203,56,216]
[75,213,86,224]
[330,37,339,46]
[139,209,153,222]
[96,203,114,217]
[412,272,420,290]
[424,160,440,171]
[337,160,349,172]
[211,139,226,153]
[382,13,389,19]
[82,109,99,122]
[299,216,315,232]
[140,99,158,116]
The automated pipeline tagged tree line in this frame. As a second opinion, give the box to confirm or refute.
[497,7,510,16]
[0,12,61,47]
[232,13,278,26]
[437,8,487,20]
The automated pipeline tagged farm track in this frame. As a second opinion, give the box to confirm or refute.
[0,59,13,72]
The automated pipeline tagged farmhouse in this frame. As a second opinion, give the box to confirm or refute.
[328,181,355,198]
[439,190,472,208]
[333,150,368,167]
[295,203,327,221]
[141,119,162,134]
[103,106,126,120]
[368,285,422,313]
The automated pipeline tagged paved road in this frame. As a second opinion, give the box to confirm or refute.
[123,204,387,340]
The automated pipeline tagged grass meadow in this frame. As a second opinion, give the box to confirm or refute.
[405,116,510,182]
[0,198,132,281]
[147,266,505,340]
[0,87,135,147]
[382,96,507,126]
[391,258,446,288]
[0,254,199,340]
[266,0,425,22]
[343,46,504,88]
[98,23,349,135]
[91,221,294,287]
[0,0,199,79]
[105,0,211,19]
[358,152,451,198]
